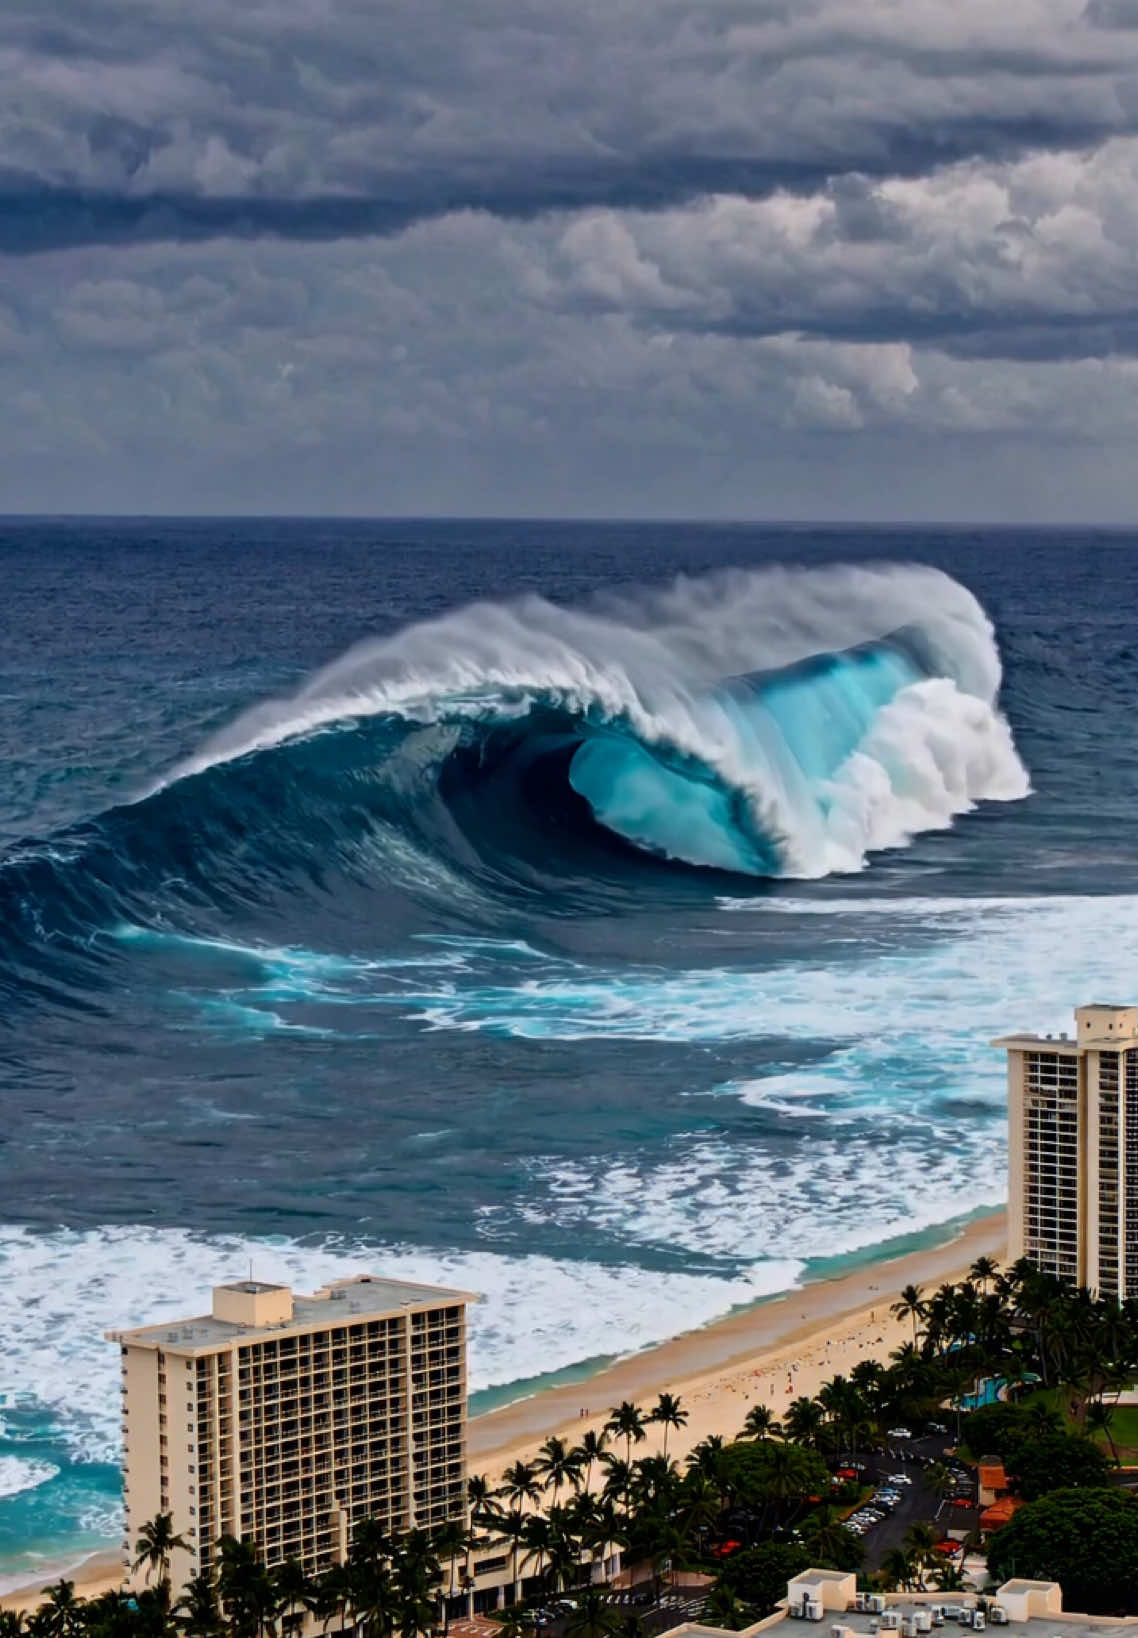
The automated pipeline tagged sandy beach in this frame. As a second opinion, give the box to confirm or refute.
[1,1209,1005,1614]
[471,1209,1006,1477]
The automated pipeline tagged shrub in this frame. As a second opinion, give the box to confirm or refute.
[987,1487,1138,1616]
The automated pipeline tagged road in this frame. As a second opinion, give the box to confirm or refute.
[857,1434,977,1573]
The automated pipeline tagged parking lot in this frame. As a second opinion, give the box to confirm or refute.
[521,1583,710,1637]
[838,1428,978,1572]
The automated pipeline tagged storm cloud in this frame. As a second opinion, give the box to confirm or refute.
[5,0,1138,251]
[2,0,1138,516]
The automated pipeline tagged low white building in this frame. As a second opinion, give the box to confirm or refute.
[670,1566,1134,1638]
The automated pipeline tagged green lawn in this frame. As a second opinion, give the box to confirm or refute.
[1014,1385,1138,1458]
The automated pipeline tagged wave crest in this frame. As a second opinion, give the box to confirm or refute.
[166,563,1028,879]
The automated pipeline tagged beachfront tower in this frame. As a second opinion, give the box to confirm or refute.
[994,1003,1138,1297]
[107,1274,474,1593]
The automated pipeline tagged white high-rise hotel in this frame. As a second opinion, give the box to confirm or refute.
[108,1275,473,1593]
[995,1003,1138,1297]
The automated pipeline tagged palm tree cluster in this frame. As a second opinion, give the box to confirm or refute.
[468,1394,850,1622]
[13,1256,1138,1638]
[466,1396,693,1606]
[0,1516,449,1638]
[889,1256,1138,1436]
[755,1253,1138,1479]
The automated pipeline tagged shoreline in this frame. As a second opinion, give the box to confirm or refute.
[1,1207,1006,1613]
[469,1207,1006,1470]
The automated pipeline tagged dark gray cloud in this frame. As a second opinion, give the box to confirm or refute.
[3,0,1138,251]
[3,0,1138,517]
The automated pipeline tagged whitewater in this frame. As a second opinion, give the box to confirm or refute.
[0,518,1125,1580]
[165,563,1029,878]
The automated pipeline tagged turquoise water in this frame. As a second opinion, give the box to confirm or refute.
[1,519,1130,1574]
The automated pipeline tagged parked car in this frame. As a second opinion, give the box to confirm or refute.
[887,1426,913,1438]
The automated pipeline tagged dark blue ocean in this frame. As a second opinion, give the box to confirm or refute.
[0,518,1134,1581]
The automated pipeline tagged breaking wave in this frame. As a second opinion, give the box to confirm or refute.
[172,561,1028,875]
[0,563,1029,988]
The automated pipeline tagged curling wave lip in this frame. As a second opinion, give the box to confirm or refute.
[156,561,1029,880]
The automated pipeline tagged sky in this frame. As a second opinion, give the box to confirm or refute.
[4,0,1138,519]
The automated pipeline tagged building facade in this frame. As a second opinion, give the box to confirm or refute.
[108,1274,474,1592]
[995,1002,1138,1297]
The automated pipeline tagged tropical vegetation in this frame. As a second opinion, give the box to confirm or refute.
[11,1255,1138,1636]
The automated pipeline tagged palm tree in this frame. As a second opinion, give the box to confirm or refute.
[217,1535,278,1638]
[565,1589,625,1638]
[1086,1397,1121,1465]
[881,1548,916,1592]
[903,1523,939,1589]
[273,1561,314,1638]
[800,1504,855,1567]
[942,1359,976,1444]
[817,1375,869,1463]
[684,1435,726,1492]
[605,1402,647,1467]
[932,1561,968,1593]
[0,1614,25,1638]
[926,1462,955,1511]
[176,1571,225,1638]
[1023,1401,1062,1440]
[133,1512,190,1586]
[571,1429,609,1491]
[39,1582,82,1638]
[498,1460,543,1513]
[466,1473,497,1524]
[701,1586,749,1631]
[741,1403,781,1441]
[520,1513,554,1592]
[496,1509,529,1607]
[313,1563,355,1638]
[648,1393,688,1461]
[759,1440,816,1529]
[544,1507,582,1595]
[535,1436,583,1501]
[678,1473,721,1559]
[570,1492,627,1579]
[599,1453,633,1513]
[349,1557,396,1638]
[647,1518,687,1605]
[891,1284,926,1343]
[391,1529,441,1638]
[432,1520,475,1632]
[630,1454,680,1514]
[782,1395,825,1449]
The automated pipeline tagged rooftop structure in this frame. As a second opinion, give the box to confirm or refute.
[671,1568,1133,1638]
[108,1274,476,1593]
[994,1003,1138,1296]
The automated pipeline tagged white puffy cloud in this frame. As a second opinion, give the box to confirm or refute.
[2,216,1138,518]
[539,138,1138,358]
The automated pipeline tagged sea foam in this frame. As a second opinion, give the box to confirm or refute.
[0,1458,59,1502]
[0,1226,801,1470]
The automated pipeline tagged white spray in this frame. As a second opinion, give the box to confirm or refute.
[160,563,1030,878]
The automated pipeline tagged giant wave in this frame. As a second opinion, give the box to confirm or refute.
[169,561,1030,879]
[0,563,1029,996]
